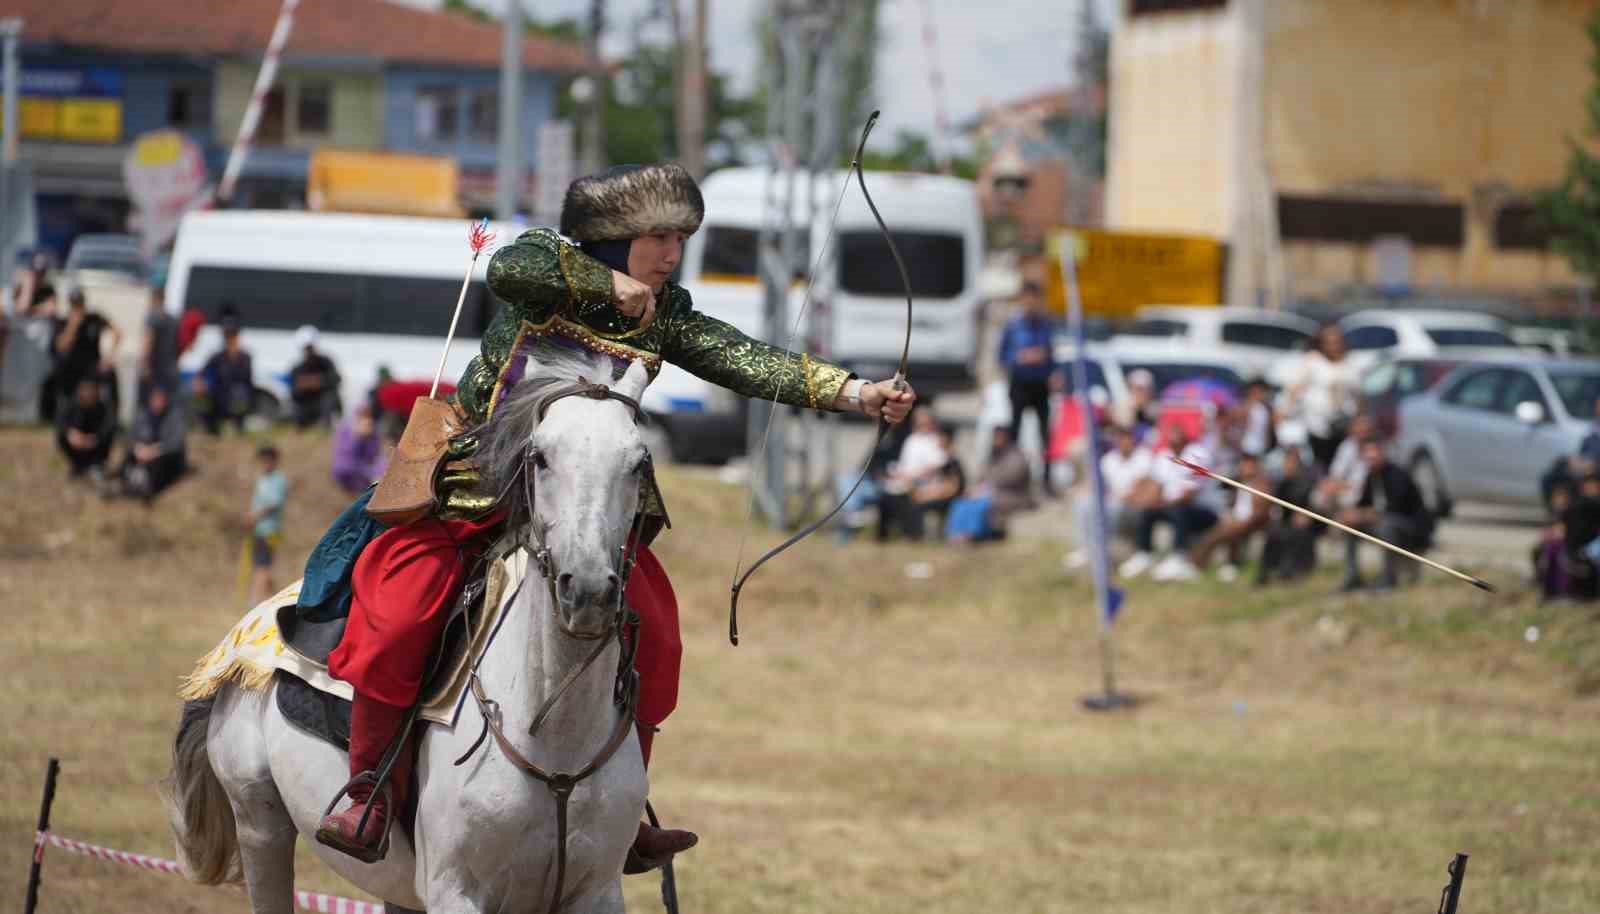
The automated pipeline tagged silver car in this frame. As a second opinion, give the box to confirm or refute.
[1394,358,1600,515]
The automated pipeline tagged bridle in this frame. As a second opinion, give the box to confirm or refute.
[454,376,651,914]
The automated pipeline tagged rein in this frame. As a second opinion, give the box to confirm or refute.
[454,376,649,914]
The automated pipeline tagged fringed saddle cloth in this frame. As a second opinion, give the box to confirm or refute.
[179,548,527,728]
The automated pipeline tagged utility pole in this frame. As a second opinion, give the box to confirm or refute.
[1,17,22,315]
[496,0,525,221]
[680,0,708,179]
[582,0,607,175]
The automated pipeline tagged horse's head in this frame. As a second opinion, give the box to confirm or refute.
[472,350,654,639]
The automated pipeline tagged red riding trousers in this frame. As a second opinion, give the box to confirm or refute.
[328,517,682,737]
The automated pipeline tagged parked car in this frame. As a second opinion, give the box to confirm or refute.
[63,233,147,288]
[1337,309,1519,370]
[1116,305,1318,381]
[1356,356,1465,440]
[1393,357,1600,515]
[1510,326,1576,359]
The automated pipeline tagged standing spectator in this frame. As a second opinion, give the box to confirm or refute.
[1283,323,1359,469]
[247,444,289,606]
[1257,444,1320,585]
[55,377,116,479]
[117,385,188,500]
[331,403,388,494]
[140,277,181,401]
[878,423,965,541]
[1189,451,1273,580]
[32,284,62,422]
[1120,423,1221,581]
[996,280,1058,493]
[53,289,121,415]
[1066,423,1153,568]
[194,318,255,435]
[1337,438,1434,591]
[289,325,342,428]
[946,426,1036,543]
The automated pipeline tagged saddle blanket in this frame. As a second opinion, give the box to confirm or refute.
[178,549,526,727]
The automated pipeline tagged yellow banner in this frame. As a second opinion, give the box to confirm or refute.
[1046,228,1224,320]
[15,96,122,143]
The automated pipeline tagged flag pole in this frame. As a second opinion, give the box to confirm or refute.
[1057,232,1132,711]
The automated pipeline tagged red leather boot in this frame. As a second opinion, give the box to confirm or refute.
[315,695,414,863]
[625,724,697,874]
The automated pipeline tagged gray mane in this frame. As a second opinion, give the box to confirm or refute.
[472,343,630,515]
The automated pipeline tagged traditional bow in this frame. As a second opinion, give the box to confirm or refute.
[727,109,915,645]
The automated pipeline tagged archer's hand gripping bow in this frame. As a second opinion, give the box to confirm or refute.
[727,110,916,645]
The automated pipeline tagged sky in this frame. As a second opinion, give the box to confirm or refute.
[392,0,1116,149]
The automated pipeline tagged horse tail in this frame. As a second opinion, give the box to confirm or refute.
[159,698,241,885]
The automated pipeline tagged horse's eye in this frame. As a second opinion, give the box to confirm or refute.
[531,448,549,472]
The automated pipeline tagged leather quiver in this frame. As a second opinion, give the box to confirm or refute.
[367,396,464,526]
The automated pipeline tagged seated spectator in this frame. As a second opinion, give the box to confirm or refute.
[835,420,913,543]
[1120,422,1221,581]
[56,377,116,479]
[1256,444,1320,586]
[1189,451,1272,579]
[193,318,254,435]
[946,426,1036,543]
[1066,423,1152,568]
[1238,378,1276,457]
[879,423,964,541]
[289,325,341,428]
[117,385,188,500]
[1336,438,1434,591]
[1542,398,1600,511]
[1540,473,1600,601]
[1315,413,1376,513]
[331,403,388,494]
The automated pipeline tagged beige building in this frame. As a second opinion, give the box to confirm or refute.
[1105,0,1596,312]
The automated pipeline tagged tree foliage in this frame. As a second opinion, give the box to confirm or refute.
[1536,11,1600,280]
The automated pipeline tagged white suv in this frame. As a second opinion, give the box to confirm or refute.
[1117,305,1318,381]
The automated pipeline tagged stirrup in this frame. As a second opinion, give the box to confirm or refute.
[314,771,394,864]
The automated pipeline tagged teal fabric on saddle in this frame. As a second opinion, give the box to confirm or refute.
[277,488,389,662]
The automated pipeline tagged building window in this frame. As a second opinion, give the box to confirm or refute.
[257,87,286,145]
[1494,203,1550,251]
[467,88,498,143]
[167,81,209,128]
[297,81,332,135]
[1129,0,1227,15]
[1277,194,1465,248]
[415,86,460,142]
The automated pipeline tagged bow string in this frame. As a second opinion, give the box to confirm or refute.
[727,110,915,645]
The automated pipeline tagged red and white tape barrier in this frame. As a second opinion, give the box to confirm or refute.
[35,831,385,914]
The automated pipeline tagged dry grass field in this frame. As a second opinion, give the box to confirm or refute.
[2,426,1598,913]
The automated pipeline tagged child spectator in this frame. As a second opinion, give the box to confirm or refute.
[1189,451,1273,580]
[56,377,116,479]
[289,325,341,428]
[946,426,1036,543]
[117,385,188,500]
[194,318,255,435]
[1337,438,1433,591]
[247,444,289,606]
[331,403,388,494]
[1120,422,1221,582]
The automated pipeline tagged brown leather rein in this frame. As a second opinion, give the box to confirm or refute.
[455,377,650,914]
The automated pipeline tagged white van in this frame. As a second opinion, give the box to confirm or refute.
[166,210,525,423]
[666,167,985,459]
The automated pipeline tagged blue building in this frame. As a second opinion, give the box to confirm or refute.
[7,0,587,259]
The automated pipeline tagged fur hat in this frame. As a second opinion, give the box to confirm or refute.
[560,164,704,242]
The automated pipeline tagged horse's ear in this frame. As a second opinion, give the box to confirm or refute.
[616,359,650,401]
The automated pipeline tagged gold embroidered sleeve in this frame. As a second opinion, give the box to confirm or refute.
[659,295,853,410]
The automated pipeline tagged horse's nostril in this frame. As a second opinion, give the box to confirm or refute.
[557,572,575,597]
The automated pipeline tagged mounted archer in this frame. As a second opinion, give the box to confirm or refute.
[308,161,917,867]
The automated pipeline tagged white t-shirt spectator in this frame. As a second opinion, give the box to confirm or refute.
[895,431,947,480]
[1241,401,1273,455]
[1289,351,1359,438]
[1326,436,1368,507]
[1100,446,1154,502]
[1151,441,1223,512]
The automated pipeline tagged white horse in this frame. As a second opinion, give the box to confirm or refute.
[164,351,656,914]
